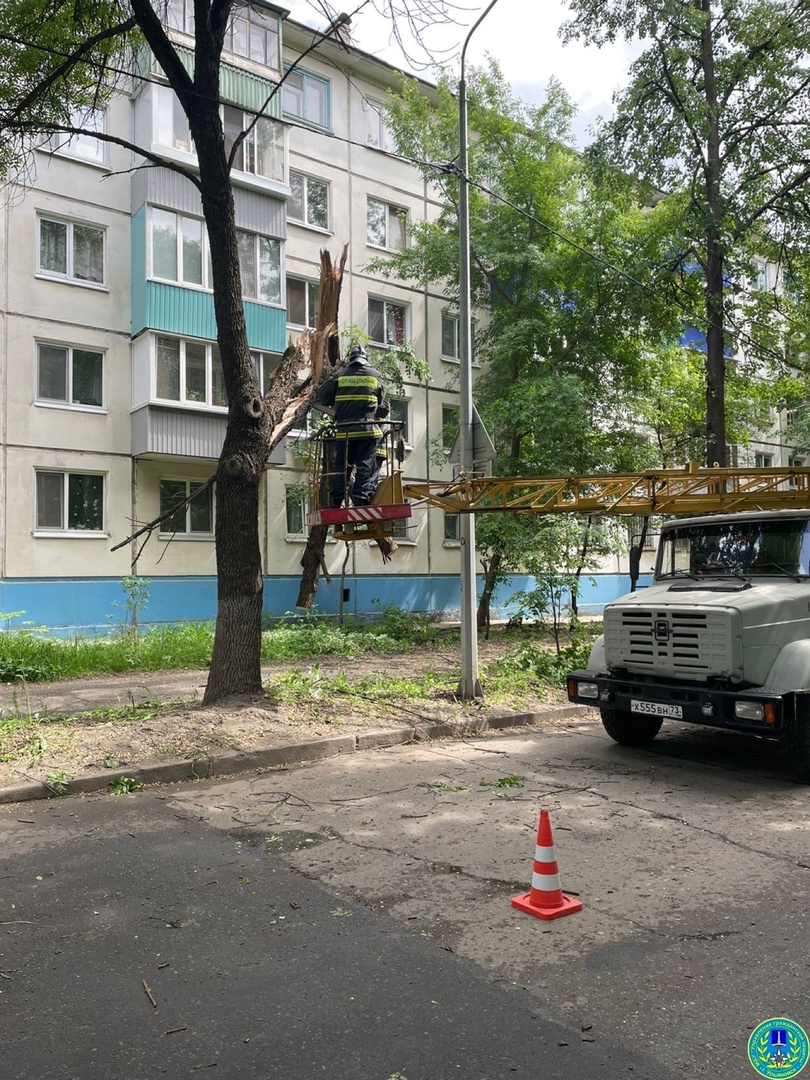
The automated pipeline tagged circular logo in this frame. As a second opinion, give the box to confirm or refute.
[748,1018,809,1077]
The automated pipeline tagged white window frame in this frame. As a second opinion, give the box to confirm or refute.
[388,397,410,447]
[154,336,227,410]
[154,84,193,155]
[368,297,409,347]
[225,7,280,69]
[441,403,460,452]
[46,107,106,165]
[285,485,308,539]
[34,469,105,536]
[37,215,106,288]
[35,341,105,412]
[364,99,393,151]
[286,277,319,329]
[159,478,215,539]
[441,313,460,362]
[222,104,285,183]
[149,206,210,289]
[237,230,282,305]
[251,350,281,394]
[288,170,330,231]
[755,452,774,468]
[366,197,408,251]
[443,512,460,543]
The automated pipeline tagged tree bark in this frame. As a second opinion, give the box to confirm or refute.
[698,0,727,467]
[295,253,348,610]
[477,549,501,636]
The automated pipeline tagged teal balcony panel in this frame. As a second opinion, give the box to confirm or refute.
[133,281,286,352]
[138,44,282,117]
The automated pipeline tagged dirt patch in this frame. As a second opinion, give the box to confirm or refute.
[0,638,572,792]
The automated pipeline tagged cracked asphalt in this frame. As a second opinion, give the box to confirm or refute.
[171,714,810,1077]
[4,712,810,1078]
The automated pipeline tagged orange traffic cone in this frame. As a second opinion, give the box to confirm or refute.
[511,808,582,921]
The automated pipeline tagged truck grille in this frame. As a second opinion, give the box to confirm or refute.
[604,606,740,680]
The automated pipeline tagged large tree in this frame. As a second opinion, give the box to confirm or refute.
[0,0,455,702]
[371,61,699,622]
[564,0,810,466]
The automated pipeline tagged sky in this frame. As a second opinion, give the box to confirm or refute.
[279,0,645,145]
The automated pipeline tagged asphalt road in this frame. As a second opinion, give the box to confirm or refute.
[3,713,809,1079]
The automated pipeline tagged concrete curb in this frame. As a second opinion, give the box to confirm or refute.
[0,703,590,805]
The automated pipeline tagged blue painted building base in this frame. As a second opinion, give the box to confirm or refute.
[0,572,650,635]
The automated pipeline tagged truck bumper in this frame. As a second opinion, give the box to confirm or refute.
[565,670,803,736]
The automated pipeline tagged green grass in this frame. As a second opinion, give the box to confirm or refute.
[0,609,450,684]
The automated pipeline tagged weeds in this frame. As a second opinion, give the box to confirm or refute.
[109,776,143,796]
[44,770,72,794]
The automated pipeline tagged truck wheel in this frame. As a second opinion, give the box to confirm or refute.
[783,713,810,783]
[600,705,663,747]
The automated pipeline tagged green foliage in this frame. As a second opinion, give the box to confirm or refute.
[493,635,595,686]
[44,770,72,794]
[117,576,151,638]
[109,776,144,796]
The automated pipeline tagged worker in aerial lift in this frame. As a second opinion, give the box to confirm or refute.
[315,344,389,508]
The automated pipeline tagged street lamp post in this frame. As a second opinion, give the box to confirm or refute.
[456,0,501,699]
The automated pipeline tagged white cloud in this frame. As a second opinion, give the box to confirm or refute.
[281,0,643,144]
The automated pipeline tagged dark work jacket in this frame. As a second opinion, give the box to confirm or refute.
[316,359,388,439]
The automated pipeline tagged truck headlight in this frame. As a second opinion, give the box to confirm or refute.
[734,701,764,721]
[572,681,599,700]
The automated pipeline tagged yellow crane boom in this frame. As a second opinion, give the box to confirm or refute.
[403,462,810,517]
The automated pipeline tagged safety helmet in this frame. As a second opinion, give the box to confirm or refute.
[347,344,368,363]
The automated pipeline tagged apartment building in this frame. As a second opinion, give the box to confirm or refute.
[0,5,472,632]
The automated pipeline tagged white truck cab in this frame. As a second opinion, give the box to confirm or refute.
[567,509,810,780]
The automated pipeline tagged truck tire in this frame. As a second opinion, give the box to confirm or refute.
[600,705,663,747]
[783,712,810,783]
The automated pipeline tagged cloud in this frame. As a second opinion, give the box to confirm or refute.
[281,0,643,145]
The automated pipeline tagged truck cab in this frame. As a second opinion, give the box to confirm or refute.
[567,509,810,780]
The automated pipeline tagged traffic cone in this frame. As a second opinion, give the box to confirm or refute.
[511,808,582,921]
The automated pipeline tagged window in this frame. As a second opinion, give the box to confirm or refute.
[444,513,460,542]
[364,100,393,151]
[159,479,213,536]
[442,404,460,452]
[150,208,209,287]
[285,486,307,537]
[36,343,103,409]
[237,231,281,304]
[35,471,104,533]
[755,452,774,468]
[789,456,805,488]
[251,351,281,394]
[286,278,319,328]
[155,85,193,153]
[38,216,104,286]
[156,336,227,408]
[282,69,330,129]
[755,261,770,291]
[441,314,460,361]
[165,0,279,63]
[288,171,329,230]
[223,105,284,182]
[786,409,798,429]
[388,397,409,444]
[47,107,106,164]
[367,198,407,250]
[368,298,407,346]
[225,8,279,68]
[627,516,656,550]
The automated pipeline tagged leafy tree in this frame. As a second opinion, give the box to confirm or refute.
[564,0,810,466]
[372,60,694,624]
[0,0,454,703]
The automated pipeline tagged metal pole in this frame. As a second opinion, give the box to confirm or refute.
[457,0,501,699]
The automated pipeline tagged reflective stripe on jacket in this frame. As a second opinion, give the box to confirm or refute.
[316,359,387,437]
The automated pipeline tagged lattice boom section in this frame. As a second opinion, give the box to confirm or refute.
[403,465,810,516]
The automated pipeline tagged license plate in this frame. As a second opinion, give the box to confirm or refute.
[631,699,683,719]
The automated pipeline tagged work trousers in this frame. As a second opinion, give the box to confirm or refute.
[329,436,380,508]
